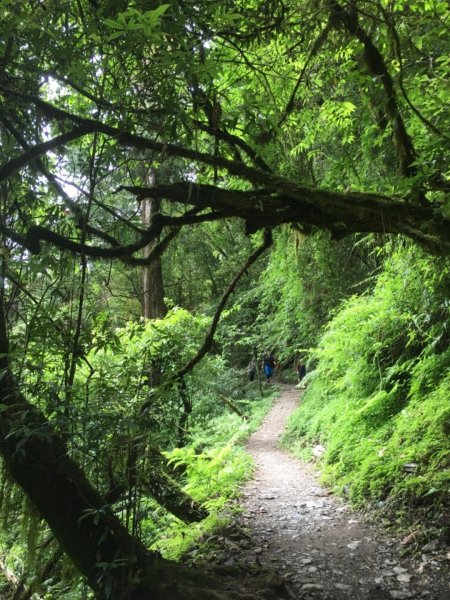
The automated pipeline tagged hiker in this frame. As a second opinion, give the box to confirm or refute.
[262,350,276,383]
[247,359,257,381]
[296,359,306,382]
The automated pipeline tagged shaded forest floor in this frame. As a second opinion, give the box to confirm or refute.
[210,385,450,600]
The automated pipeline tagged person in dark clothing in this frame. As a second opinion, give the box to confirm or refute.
[262,350,276,383]
[296,360,306,382]
[247,360,257,381]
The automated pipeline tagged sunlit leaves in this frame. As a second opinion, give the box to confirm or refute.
[104,4,171,41]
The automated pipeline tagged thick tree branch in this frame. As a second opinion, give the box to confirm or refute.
[0,208,225,265]
[2,174,450,257]
[0,125,96,182]
[107,447,207,523]
[175,229,273,381]
[120,181,450,253]
[1,292,244,599]
[329,2,417,180]
[22,225,159,258]
[0,113,122,248]
[0,294,158,598]
[0,85,271,186]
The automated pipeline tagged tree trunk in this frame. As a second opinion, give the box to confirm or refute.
[141,170,167,319]
[107,446,208,523]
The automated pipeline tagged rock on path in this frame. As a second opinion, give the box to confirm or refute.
[228,385,450,600]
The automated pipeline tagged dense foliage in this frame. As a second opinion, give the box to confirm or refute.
[0,0,449,598]
[0,305,276,598]
[284,243,450,533]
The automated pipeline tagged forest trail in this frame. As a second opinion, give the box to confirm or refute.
[226,384,450,600]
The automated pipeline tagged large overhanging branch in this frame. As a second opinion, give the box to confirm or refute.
[121,182,450,253]
[3,179,449,258]
[0,208,227,263]
[1,86,449,254]
[1,158,449,258]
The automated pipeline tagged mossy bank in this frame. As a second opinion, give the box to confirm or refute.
[283,245,450,541]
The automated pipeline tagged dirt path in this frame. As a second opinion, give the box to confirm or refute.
[227,385,450,600]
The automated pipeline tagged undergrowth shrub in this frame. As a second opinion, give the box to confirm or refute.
[147,390,277,560]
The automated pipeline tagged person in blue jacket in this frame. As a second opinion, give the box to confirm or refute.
[262,350,276,383]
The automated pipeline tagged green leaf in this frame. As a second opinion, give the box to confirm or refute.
[104,18,125,30]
